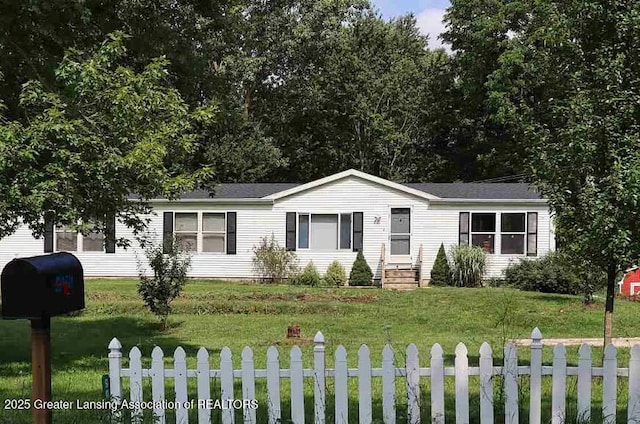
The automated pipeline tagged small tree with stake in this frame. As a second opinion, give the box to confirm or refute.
[137,236,191,330]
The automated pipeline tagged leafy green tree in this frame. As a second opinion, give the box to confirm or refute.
[349,251,373,286]
[486,0,640,345]
[0,33,213,242]
[138,235,191,330]
[430,243,452,286]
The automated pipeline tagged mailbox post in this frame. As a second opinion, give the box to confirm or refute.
[1,252,85,424]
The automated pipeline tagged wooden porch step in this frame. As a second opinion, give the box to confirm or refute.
[385,269,417,278]
[384,282,420,290]
[384,277,419,284]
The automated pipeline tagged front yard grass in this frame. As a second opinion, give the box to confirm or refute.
[0,280,638,423]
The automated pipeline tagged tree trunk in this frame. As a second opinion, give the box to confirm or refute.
[244,88,251,117]
[603,264,617,347]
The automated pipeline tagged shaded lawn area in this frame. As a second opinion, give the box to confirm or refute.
[0,280,639,423]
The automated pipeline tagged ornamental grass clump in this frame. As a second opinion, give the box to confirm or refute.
[449,245,486,287]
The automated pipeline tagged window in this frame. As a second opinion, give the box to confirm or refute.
[296,213,353,250]
[298,214,309,249]
[340,214,352,249]
[56,225,78,252]
[527,212,538,256]
[202,213,225,253]
[501,213,525,254]
[174,213,198,252]
[83,231,105,252]
[311,214,338,250]
[471,213,495,253]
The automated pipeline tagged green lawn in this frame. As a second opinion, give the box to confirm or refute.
[1,280,638,423]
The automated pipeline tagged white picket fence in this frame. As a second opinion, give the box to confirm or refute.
[107,328,640,424]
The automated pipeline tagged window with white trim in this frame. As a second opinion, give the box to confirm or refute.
[501,213,525,254]
[202,213,225,253]
[471,213,496,253]
[174,213,198,252]
[55,225,105,252]
[172,212,229,253]
[296,213,352,250]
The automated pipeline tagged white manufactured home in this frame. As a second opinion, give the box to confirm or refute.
[0,170,554,287]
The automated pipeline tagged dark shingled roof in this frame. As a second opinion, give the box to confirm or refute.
[403,183,541,199]
[179,183,300,199]
[176,182,541,200]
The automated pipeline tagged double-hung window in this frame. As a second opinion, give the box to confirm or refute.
[501,213,526,254]
[202,213,225,252]
[471,213,496,253]
[296,213,352,250]
[55,225,105,252]
[174,213,198,252]
[459,211,538,256]
[170,212,233,254]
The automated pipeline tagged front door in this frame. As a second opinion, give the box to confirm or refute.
[390,208,411,263]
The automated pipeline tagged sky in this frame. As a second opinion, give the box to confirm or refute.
[370,0,451,51]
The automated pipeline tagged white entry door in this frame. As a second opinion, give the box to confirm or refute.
[389,208,411,264]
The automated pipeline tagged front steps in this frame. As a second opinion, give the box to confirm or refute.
[383,268,420,290]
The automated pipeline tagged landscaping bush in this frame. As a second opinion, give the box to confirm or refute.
[505,251,604,297]
[324,260,347,287]
[252,234,298,283]
[291,261,322,287]
[137,236,191,329]
[449,245,486,287]
[430,243,452,286]
[349,251,373,286]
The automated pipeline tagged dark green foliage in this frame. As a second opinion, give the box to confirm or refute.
[505,252,606,297]
[349,251,373,286]
[291,261,322,287]
[324,260,347,287]
[430,243,452,286]
[137,237,191,329]
[252,235,298,283]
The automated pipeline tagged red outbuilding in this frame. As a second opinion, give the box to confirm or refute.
[619,266,640,296]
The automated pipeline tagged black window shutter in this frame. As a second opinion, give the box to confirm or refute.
[44,216,54,253]
[286,212,296,251]
[459,212,470,245]
[527,212,538,256]
[353,212,363,252]
[163,212,173,253]
[105,214,116,253]
[226,212,237,255]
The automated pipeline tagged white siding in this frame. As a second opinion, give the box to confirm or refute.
[422,204,552,279]
[0,175,553,281]
[273,176,430,279]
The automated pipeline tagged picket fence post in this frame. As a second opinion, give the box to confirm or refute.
[220,347,234,424]
[108,338,123,402]
[551,344,567,424]
[577,344,591,423]
[335,346,349,423]
[151,346,166,424]
[406,344,421,424]
[242,347,257,424]
[266,347,281,424]
[174,347,189,424]
[478,342,493,424]
[129,347,143,422]
[382,345,396,424]
[290,346,305,424]
[454,343,469,424]
[430,344,445,424]
[503,342,519,424]
[529,328,542,424]
[313,332,326,424]
[197,347,211,424]
[602,344,617,424]
[358,345,372,424]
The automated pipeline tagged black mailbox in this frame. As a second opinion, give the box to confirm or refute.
[1,252,85,319]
